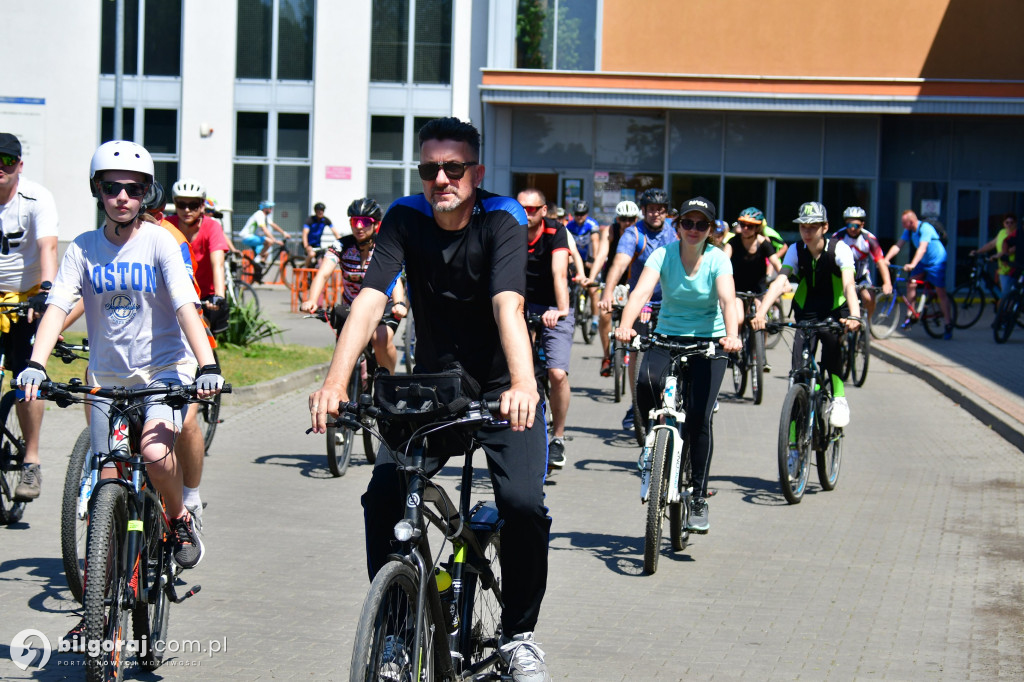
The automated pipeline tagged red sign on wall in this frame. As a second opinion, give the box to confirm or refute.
[325,166,352,180]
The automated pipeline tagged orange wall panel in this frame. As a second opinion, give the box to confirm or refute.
[601,0,1024,80]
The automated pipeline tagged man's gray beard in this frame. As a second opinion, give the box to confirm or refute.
[432,194,464,213]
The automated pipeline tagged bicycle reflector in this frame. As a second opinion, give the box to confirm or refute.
[394,520,416,542]
[613,284,629,307]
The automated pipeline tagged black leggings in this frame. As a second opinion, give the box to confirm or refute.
[636,341,727,498]
[362,410,551,637]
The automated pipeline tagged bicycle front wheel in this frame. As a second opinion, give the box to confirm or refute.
[61,427,92,602]
[994,295,1020,343]
[751,329,766,405]
[201,394,222,453]
[778,384,811,504]
[668,439,691,552]
[458,533,502,672]
[870,292,902,339]
[816,423,843,491]
[84,483,131,682]
[235,281,260,312]
[952,284,984,329]
[0,390,27,525]
[578,289,594,344]
[764,300,785,349]
[836,332,853,381]
[349,561,432,682]
[643,429,671,575]
[133,489,171,671]
[851,328,870,387]
[327,368,359,477]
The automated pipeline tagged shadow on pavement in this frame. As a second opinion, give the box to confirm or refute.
[0,557,81,616]
[252,452,370,478]
[548,530,650,576]
[710,474,792,506]
[573,458,635,475]
[566,425,639,449]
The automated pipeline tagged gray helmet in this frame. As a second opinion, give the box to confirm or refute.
[572,200,589,215]
[142,180,166,212]
[639,188,669,207]
[347,197,383,221]
[843,206,867,220]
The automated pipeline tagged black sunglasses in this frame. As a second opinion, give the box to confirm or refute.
[98,181,149,198]
[417,160,478,181]
[0,153,19,168]
[175,200,203,211]
[678,218,711,231]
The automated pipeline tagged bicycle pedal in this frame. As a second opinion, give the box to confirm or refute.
[168,583,202,604]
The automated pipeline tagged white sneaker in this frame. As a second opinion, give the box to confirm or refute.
[498,632,551,682]
[829,397,850,428]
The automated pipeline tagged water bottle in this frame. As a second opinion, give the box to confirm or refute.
[435,569,460,633]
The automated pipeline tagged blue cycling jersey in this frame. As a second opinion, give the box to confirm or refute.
[566,216,599,260]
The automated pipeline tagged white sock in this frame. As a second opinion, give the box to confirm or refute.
[183,486,202,510]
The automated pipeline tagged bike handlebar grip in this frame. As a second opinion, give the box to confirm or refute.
[485,400,502,414]
[221,384,233,394]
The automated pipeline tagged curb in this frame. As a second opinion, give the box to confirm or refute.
[224,363,331,404]
[870,344,1024,453]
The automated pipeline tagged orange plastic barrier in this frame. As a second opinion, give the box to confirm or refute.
[290,268,343,313]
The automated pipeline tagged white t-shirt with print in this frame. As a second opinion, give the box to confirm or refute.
[239,209,267,239]
[47,223,201,386]
[0,176,60,291]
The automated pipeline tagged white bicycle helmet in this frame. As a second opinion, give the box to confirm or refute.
[89,141,154,197]
[615,200,641,218]
[843,206,867,220]
[172,178,206,200]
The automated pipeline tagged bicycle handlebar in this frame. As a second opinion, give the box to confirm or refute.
[13,379,232,409]
[52,339,89,364]
[766,318,849,334]
[637,336,717,357]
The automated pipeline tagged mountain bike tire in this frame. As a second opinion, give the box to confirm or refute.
[326,368,359,477]
[751,329,766,405]
[134,488,171,671]
[764,300,785,349]
[922,295,956,338]
[0,391,27,525]
[851,328,870,387]
[643,429,671,575]
[458,534,502,672]
[668,439,691,552]
[349,561,432,682]
[869,293,902,339]
[731,328,748,398]
[578,289,594,344]
[234,281,260,312]
[60,427,92,602]
[778,384,811,505]
[613,345,626,403]
[84,483,131,682]
[952,283,985,329]
[993,295,1020,343]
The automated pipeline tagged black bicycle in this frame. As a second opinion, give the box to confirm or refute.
[338,374,507,681]
[0,300,38,525]
[525,312,553,403]
[30,379,229,680]
[952,254,1001,329]
[570,278,598,344]
[836,316,870,388]
[239,234,301,286]
[307,307,382,475]
[608,284,630,403]
[993,272,1024,344]
[731,292,767,405]
[769,319,846,504]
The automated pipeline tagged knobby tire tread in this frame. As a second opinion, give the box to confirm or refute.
[61,427,92,602]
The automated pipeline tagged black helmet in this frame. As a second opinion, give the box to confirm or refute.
[313,202,326,212]
[639,188,669,207]
[347,197,383,221]
[143,180,166,212]
[573,200,589,215]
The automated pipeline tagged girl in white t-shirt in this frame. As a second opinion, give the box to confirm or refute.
[17,141,223,570]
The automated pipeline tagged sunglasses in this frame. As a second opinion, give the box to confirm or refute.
[845,222,863,229]
[0,153,19,168]
[678,218,711,232]
[522,205,545,214]
[417,160,478,181]
[737,222,758,229]
[98,181,149,198]
[175,200,202,211]
[349,216,376,230]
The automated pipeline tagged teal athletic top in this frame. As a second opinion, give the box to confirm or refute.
[644,242,732,337]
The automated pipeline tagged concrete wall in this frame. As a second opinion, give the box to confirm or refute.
[2,0,101,241]
[602,0,1024,80]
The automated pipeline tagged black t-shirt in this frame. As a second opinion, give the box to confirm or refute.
[362,189,527,395]
[526,217,569,308]
[730,237,777,294]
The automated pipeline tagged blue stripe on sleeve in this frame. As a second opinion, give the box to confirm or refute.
[481,196,527,225]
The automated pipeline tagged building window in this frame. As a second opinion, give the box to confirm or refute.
[101,0,182,76]
[143,109,178,155]
[233,111,311,231]
[366,115,436,208]
[516,0,597,71]
[370,0,452,85]
[101,108,137,144]
[236,0,314,81]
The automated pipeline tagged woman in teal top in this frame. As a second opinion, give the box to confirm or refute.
[615,197,741,534]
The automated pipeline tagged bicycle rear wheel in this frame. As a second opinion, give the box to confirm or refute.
[751,329,766,405]
[643,429,671,575]
[952,284,984,329]
[84,483,131,682]
[349,561,431,682]
[402,311,416,374]
[668,439,691,552]
[836,332,853,381]
[870,292,902,339]
[134,489,171,671]
[240,253,260,285]
[731,330,748,399]
[993,295,1020,343]
[922,294,956,337]
[0,391,27,525]
[613,345,626,403]
[764,300,784,349]
[851,328,870,387]
[61,427,92,602]
[578,289,594,344]
[777,384,811,504]
[458,534,502,673]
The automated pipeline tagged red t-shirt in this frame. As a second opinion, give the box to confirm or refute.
[168,215,231,298]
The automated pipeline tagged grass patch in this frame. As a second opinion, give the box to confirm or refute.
[47,333,333,387]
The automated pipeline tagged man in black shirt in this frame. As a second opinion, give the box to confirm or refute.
[518,188,572,469]
[309,118,552,681]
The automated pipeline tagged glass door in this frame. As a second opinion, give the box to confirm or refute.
[951,186,1024,286]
